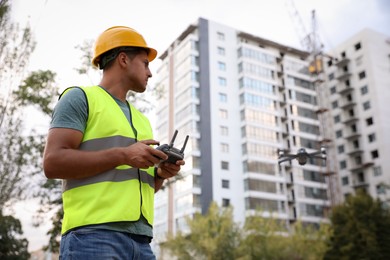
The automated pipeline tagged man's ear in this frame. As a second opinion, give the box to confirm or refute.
[118,52,128,67]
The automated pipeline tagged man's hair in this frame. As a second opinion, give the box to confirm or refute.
[99,47,149,70]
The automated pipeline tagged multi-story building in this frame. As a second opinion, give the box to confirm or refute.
[322,28,390,203]
[153,16,332,247]
[151,18,390,255]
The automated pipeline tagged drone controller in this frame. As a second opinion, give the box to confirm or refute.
[155,130,189,164]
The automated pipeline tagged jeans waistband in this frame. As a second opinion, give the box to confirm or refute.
[128,233,152,244]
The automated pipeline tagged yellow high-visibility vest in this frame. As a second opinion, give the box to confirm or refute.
[61,86,155,234]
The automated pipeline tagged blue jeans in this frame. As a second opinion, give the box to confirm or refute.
[59,228,156,260]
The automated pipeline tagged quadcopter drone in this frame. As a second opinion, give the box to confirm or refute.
[278,147,326,165]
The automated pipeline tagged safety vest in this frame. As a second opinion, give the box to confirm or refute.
[61,86,155,234]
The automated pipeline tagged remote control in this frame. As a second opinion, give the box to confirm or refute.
[155,130,189,163]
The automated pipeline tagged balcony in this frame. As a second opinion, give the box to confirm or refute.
[336,71,352,81]
[345,132,361,140]
[335,57,350,67]
[338,85,354,95]
[346,148,364,156]
[350,162,374,173]
[352,181,369,189]
[342,116,359,125]
[340,101,356,110]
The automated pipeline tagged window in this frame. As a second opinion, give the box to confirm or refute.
[357,172,365,183]
[336,130,343,138]
[368,133,376,143]
[328,73,334,80]
[217,46,225,55]
[220,126,229,136]
[337,145,344,154]
[221,161,229,170]
[217,32,225,41]
[371,150,379,159]
[330,86,336,94]
[351,124,357,133]
[218,61,226,71]
[360,85,368,95]
[222,198,230,207]
[358,71,366,79]
[348,109,354,117]
[218,77,227,86]
[221,143,229,153]
[222,179,230,189]
[219,93,227,102]
[354,156,363,166]
[363,101,371,110]
[342,176,349,186]
[355,156,362,165]
[219,109,228,119]
[334,115,340,123]
[354,42,362,50]
[339,160,347,169]
[353,139,359,149]
[366,117,373,126]
[332,101,338,109]
[376,184,386,195]
[373,166,382,176]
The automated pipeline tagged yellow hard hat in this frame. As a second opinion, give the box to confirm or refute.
[92,26,157,68]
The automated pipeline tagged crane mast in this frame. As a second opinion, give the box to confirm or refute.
[284,0,340,210]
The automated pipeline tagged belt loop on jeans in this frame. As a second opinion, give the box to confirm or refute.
[129,233,152,244]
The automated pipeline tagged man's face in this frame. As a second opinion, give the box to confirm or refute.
[125,51,152,93]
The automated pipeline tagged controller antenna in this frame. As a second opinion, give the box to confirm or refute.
[180,135,189,153]
[169,130,178,148]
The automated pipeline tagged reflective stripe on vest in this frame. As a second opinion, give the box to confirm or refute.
[61,86,155,234]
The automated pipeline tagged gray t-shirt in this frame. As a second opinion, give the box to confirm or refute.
[51,86,153,238]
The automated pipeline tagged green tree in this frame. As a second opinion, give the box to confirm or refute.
[324,190,390,260]
[1,0,59,257]
[0,0,36,209]
[0,212,30,259]
[238,214,329,260]
[161,202,241,260]
[238,213,288,259]
[162,202,329,260]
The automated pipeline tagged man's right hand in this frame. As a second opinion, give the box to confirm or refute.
[123,140,168,169]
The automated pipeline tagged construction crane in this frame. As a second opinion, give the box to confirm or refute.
[284,0,340,208]
[285,0,324,73]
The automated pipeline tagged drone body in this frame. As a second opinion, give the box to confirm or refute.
[278,147,326,165]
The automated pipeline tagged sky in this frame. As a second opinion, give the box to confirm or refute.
[9,0,390,253]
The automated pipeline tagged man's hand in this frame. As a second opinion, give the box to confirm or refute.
[124,140,168,169]
[156,160,185,179]
[154,160,185,192]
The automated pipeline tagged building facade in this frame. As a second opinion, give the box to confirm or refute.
[322,28,390,203]
[152,18,390,253]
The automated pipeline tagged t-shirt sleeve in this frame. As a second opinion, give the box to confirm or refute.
[50,87,88,133]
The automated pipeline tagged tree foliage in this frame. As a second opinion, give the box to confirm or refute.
[0,212,30,259]
[324,190,390,260]
[0,0,38,209]
[161,202,241,260]
[0,0,59,256]
[161,202,329,260]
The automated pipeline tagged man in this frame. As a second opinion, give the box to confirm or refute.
[43,26,184,259]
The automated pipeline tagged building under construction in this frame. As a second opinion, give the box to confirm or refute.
[152,17,390,256]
